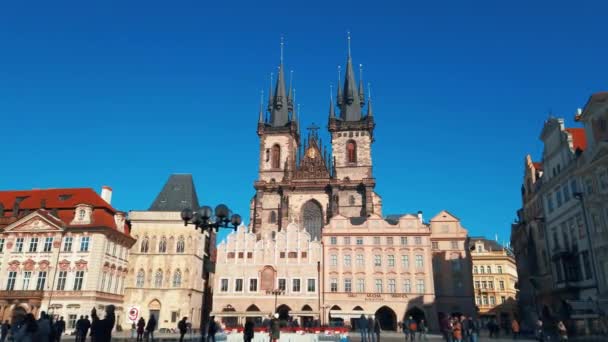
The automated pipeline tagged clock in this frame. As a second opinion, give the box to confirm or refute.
[306,147,317,159]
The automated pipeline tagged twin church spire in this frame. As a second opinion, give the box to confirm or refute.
[259,34,374,127]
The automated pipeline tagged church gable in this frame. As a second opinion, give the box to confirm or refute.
[3,210,64,233]
[294,131,331,180]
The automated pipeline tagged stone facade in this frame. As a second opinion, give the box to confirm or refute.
[0,187,134,332]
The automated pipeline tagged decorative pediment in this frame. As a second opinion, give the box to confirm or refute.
[38,260,50,270]
[430,210,460,222]
[294,136,330,180]
[75,259,88,270]
[58,260,71,270]
[23,259,36,271]
[3,211,64,233]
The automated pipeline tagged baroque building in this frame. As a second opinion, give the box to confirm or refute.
[212,39,474,331]
[511,92,608,336]
[124,174,213,332]
[0,187,134,332]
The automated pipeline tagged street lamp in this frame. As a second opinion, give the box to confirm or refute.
[270,289,285,315]
[181,204,242,342]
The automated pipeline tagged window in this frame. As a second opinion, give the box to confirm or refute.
[488,281,494,289]
[373,237,381,245]
[556,190,563,207]
[330,237,337,245]
[474,281,480,289]
[235,279,243,292]
[388,279,396,293]
[269,211,277,224]
[343,237,351,245]
[432,242,439,250]
[498,265,503,273]
[247,278,257,292]
[599,169,608,190]
[73,271,84,290]
[171,311,179,324]
[344,255,352,267]
[158,238,167,253]
[582,251,592,280]
[386,237,394,245]
[307,279,316,292]
[302,200,323,240]
[0,238,4,253]
[78,209,86,220]
[473,266,478,274]
[6,272,16,290]
[357,279,365,292]
[416,279,425,293]
[57,271,67,290]
[346,140,357,163]
[476,296,481,306]
[63,237,73,252]
[415,255,423,268]
[278,278,286,291]
[330,278,338,292]
[374,255,382,267]
[114,276,120,293]
[100,272,107,291]
[401,255,409,268]
[490,296,496,306]
[80,236,90,252]
[547,195,554,213]
[356,237,364,245]
[136,270,145,288]
[173,270,182,288]
[220,279,228,292]
[29,237,39,252]
[154,270,163,288]
[480,266,485,274]
[271,145,281,169]
[486,266,491,273]
[356,254,364,266]
[403,279,411,293]
[15,237,24,252]
[451,241,458,249]
[140,237,149,253]
[501,296,506,304]
[375,279,383,293]
[22,272,32,290]
[43,237,53,252]
[482,281,487,288]
[563,185,570,202]
[415,237,422,245]
[499,281,505,290]
[330,255,338,266]
[292,279,301,292]
[36,271,47,291]
[344,279,352,292]
[401,237,408,245]
[586,178,594,194]
[112,243,117,256]
[176,237,185,253]
[571,179,578,195]
[388,255,395,267]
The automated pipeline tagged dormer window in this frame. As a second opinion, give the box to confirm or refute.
[71,205,93,225]
[78,209,86,220]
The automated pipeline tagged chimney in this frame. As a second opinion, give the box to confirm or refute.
[101,186,113,204]
[417,210,423,224]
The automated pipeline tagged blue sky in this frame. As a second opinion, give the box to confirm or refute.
[1,0,607,244]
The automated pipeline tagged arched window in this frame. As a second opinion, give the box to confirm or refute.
[78,209,86,220]
[269,211,277,224]
[140,237,149,253]
[346,140,357,163]
[154,269,163,288]
[176,237,185,253]
[473,266,478,274]
[486,266,492,274]
[173,269,182,288]
[158,237,167,253]
[302,200,323,240]
[271,145,281,169]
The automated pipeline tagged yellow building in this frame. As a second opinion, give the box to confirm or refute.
[471,237,518,330]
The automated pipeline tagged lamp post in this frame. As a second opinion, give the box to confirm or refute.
[270,289,285,315]
[181,204,241,342]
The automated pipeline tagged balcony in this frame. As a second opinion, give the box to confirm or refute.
[0,290,44,300]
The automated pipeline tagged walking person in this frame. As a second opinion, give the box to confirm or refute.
[36,311,52,342]
[269,314,280,342]
[178,317,188,342]
[145,314,157,342]
[459,316,468,342]
[83,316,92,341]
[452,318,463,342]
[0,321,10,342]
[91,305,116,342]
[373,316,381,342]
[13,313,38,342]
[402,318,410,342]
[136,317,145,342]
[367,316,375,342]
[466,317,479,342]
[90,308,100,342]
[54,317,66,342]
[358,314,368,342]
[243,319,254,342]
[511,319,520,340]
[407,317,417,342]
[417,319,427,341]
[557,321,568,341]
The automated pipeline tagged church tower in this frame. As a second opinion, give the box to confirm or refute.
[328,34,378,217]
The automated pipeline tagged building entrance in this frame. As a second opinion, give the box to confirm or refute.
[375,306,397,331]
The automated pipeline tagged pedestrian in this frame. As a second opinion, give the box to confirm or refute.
[511,319,520,340]
[402,318,410,342]
[417,319,427,341]
[90,308,100,342]
[0,321,10,342]
[452,318,462,342]
[91,305,116,342]
[13,313,37,342]
[367,316,375,342]
[446,318,454,342]
[535,320,544,342]
[269,314,280,342]
[145,314,157,342]
[36,311,52,342]
[178,317,188,342]
[459,316,468,342]
[83,315,92,341]
[557,321,568,341]
[466,317,479,342]
[359,314,368,342]
[407,317,417,342]
[136,317,145,342]
[373,316,381,342]
[54,317,66,342]
[244,319,254,342]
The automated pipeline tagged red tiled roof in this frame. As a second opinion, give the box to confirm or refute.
[532,162,543,170]
[0,188,129,235]
[565,128,588,152]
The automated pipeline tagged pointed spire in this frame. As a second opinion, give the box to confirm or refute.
[329,84,335,119]
[336,66,343,106]
[340,32,362,121]
[259,90,264,123]
[288,70,294,111]
[366,83,373,117]
[358,64,365,107]
[270,37,289,127]
[267,72,273,112]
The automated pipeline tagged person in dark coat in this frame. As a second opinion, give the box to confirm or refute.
[145,314,157,342]
[373,316,381,342]
[178,317,188,342]
[91,305,115,342]
[367,316,375,342]
[244,319,255,342]
[358,314,368,342]
[269,314,280,342]
[136,317,145,342]
[54,317,66,342]
[0,321,10,342]
[90,309,100,342]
